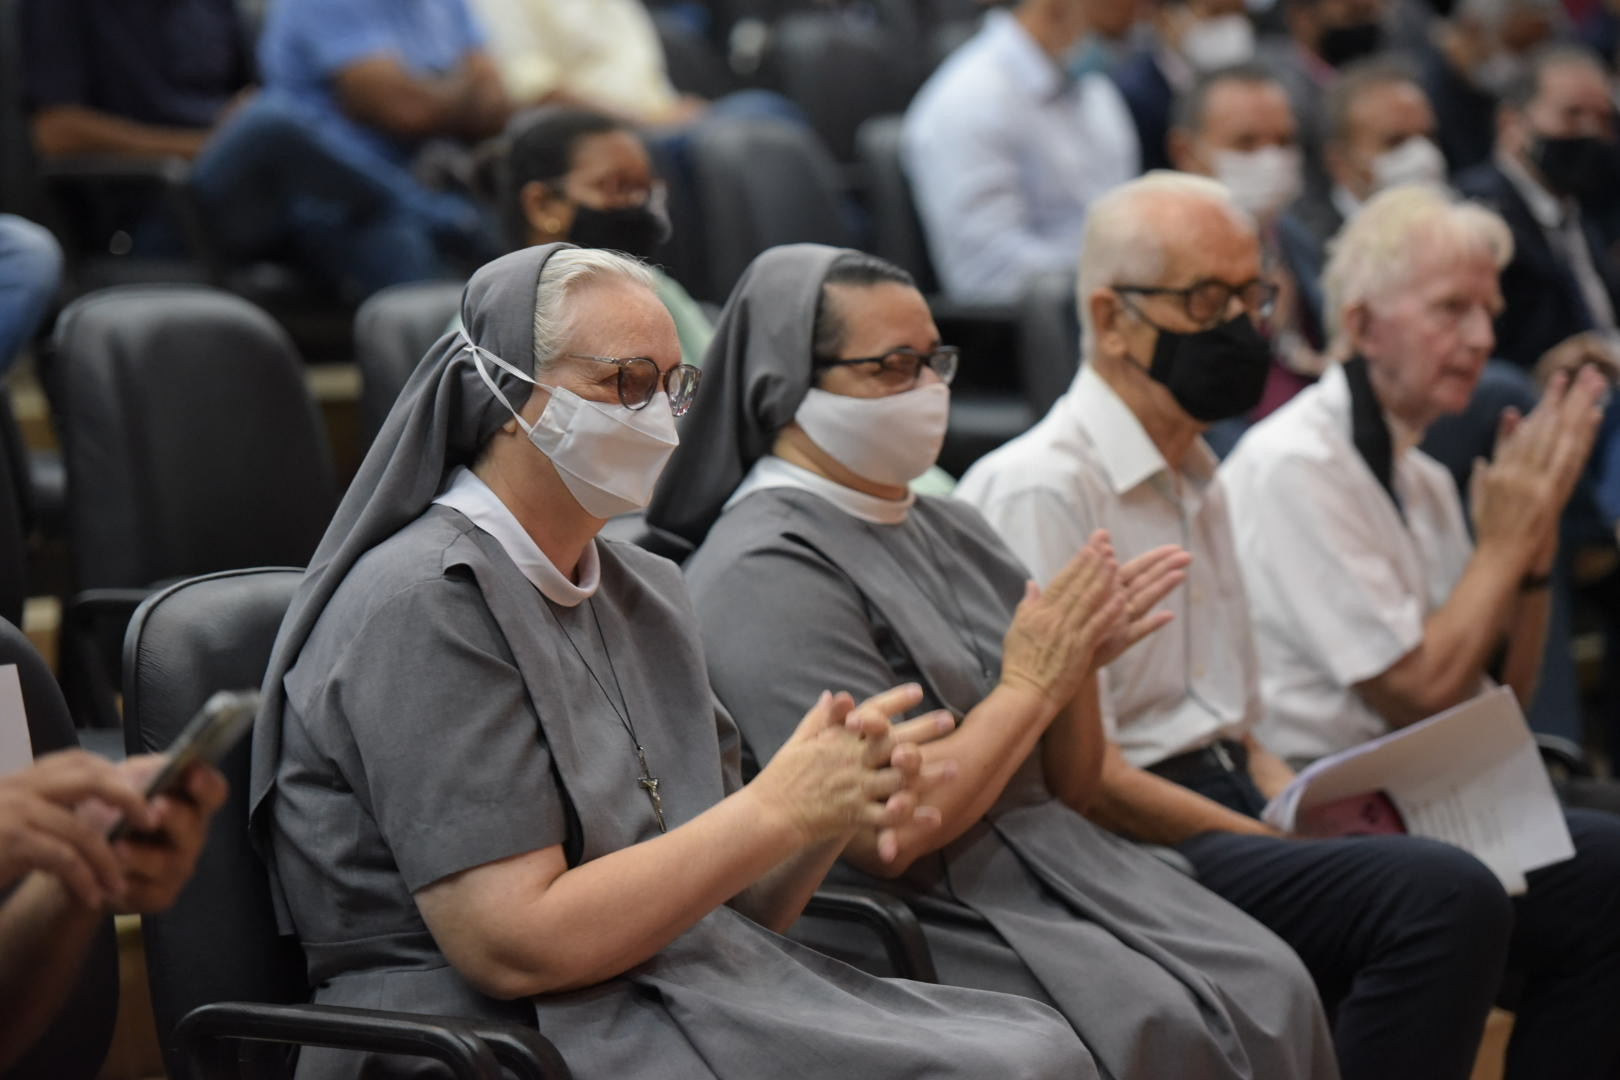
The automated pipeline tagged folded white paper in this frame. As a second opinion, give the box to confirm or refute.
[1261,686,1574,894]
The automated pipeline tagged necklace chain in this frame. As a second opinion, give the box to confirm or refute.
[546,599,668,832]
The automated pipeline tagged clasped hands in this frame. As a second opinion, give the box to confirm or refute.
[0,749,227,913]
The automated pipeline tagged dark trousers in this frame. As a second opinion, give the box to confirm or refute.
[1175,765,1620,1080]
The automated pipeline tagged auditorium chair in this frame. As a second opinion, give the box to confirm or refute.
[758,11,920,166]
[853,115,1034,474]
[45,285,338,728]
[122,568,571,1079]
[353,280,464,449]
[0,619,120,1080]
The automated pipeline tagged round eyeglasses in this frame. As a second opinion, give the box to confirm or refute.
[566,354,702,416]
[1114,279,1279,329]
[813,346,960,389]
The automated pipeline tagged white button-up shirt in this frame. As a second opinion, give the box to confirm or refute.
[901,11,1139,303]
[956,365,1257,768]
[1219,363,1479,762]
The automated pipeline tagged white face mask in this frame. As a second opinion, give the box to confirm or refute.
[467,338,679,519]
[794,383,950,487]
[1182,13,1256,72]
[1212,145,1303,221]
[1370,135,1448,194]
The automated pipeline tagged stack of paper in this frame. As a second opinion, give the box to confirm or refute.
[1261,687,1574,894]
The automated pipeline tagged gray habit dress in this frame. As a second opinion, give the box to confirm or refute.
[653,244,1338,1080]
[250,244,1095,1079]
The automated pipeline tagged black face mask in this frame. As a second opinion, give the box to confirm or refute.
[1140,312,1272,423]
[1316,20,1385,68]
[567,200,672,260]
[1531,134,1620,201]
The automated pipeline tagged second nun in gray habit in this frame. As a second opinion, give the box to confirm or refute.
[248,243,1095,1079]
[651,244,1338,1080]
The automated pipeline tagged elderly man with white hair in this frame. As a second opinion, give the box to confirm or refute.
[958,171,1620,1079]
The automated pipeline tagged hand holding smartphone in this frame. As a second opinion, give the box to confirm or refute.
[107,689,259,842]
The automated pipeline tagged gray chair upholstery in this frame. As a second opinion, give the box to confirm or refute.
[1016,270,1082,416]
[0,620,119,1080]
[688,117,855,300]
[855,114,938,293]
[762,12,918,164]
[354,280,464,448]
[46,285,338,726]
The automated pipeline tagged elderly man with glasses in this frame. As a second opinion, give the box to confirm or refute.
[957,170,1620,1080]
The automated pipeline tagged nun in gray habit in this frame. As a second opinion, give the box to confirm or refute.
[651,244,1339,1080]
[247,243,1096,1079]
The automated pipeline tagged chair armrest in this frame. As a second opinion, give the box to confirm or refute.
[39,154,191,186]
[1536,732,1594,779]
[176,1001,571,1080]
[60,588,156,730]
[803,886,938,983]
[39,155,221,277]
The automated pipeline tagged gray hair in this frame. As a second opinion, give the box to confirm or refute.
[1075,171,1252,357]
[531,247,658,374]
[1322,184,1513,349]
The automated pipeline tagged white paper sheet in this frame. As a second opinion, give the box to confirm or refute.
[0,664,34,776]
[1262,687,1574,895]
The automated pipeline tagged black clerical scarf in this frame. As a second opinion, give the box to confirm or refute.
[1343,355,1404,521]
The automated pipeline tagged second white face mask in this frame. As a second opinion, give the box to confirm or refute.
[1213,145,1303,221]
[794,383,951,487]
[1371,136,1448,194]
[468,339,679,519]
[1182,13,1256,72]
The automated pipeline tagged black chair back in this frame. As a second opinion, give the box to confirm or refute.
[353,280,463,448]
[1016,271,1082,416]
[653,10,735,101]
[761,12,918,164]
[0,620,119,1079]
[688,117,854,300]
[122,567,308,1078]
[49,285,337,590]
[0,396,29,626]
[855,114,938,293]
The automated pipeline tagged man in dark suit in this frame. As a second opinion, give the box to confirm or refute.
[1418,0,1557,174]
[1278,58,1443,332]
[1454,45,1620,371]
[1112,0,1256,172]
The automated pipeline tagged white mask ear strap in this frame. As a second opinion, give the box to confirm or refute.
[462,332,537,435]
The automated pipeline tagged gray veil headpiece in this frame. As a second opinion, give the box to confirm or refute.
[248,243,573,912]
[646,243,851,546]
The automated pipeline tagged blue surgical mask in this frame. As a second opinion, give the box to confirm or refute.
[1065,33,1121,82]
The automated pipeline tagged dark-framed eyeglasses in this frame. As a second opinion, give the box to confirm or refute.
[1114,279,1279,329]
[565,354,702,416]
[812,346,960,388]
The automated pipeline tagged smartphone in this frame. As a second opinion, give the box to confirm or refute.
[107,689,261,841]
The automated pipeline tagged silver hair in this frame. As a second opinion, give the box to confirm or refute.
[531,248,658,374]
[1322,184,1513,350]
[1074,171,1252,358]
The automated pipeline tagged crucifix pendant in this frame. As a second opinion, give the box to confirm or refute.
[636,745,667,832]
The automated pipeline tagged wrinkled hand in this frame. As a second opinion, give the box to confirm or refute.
[1092,545,1190,667]
[0,749,155,908]
[1000,531,1125,710]
[752,686,953,860]
[1532,331,1620,395]
[835,685,959,862]
[1472,365,1607,570]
